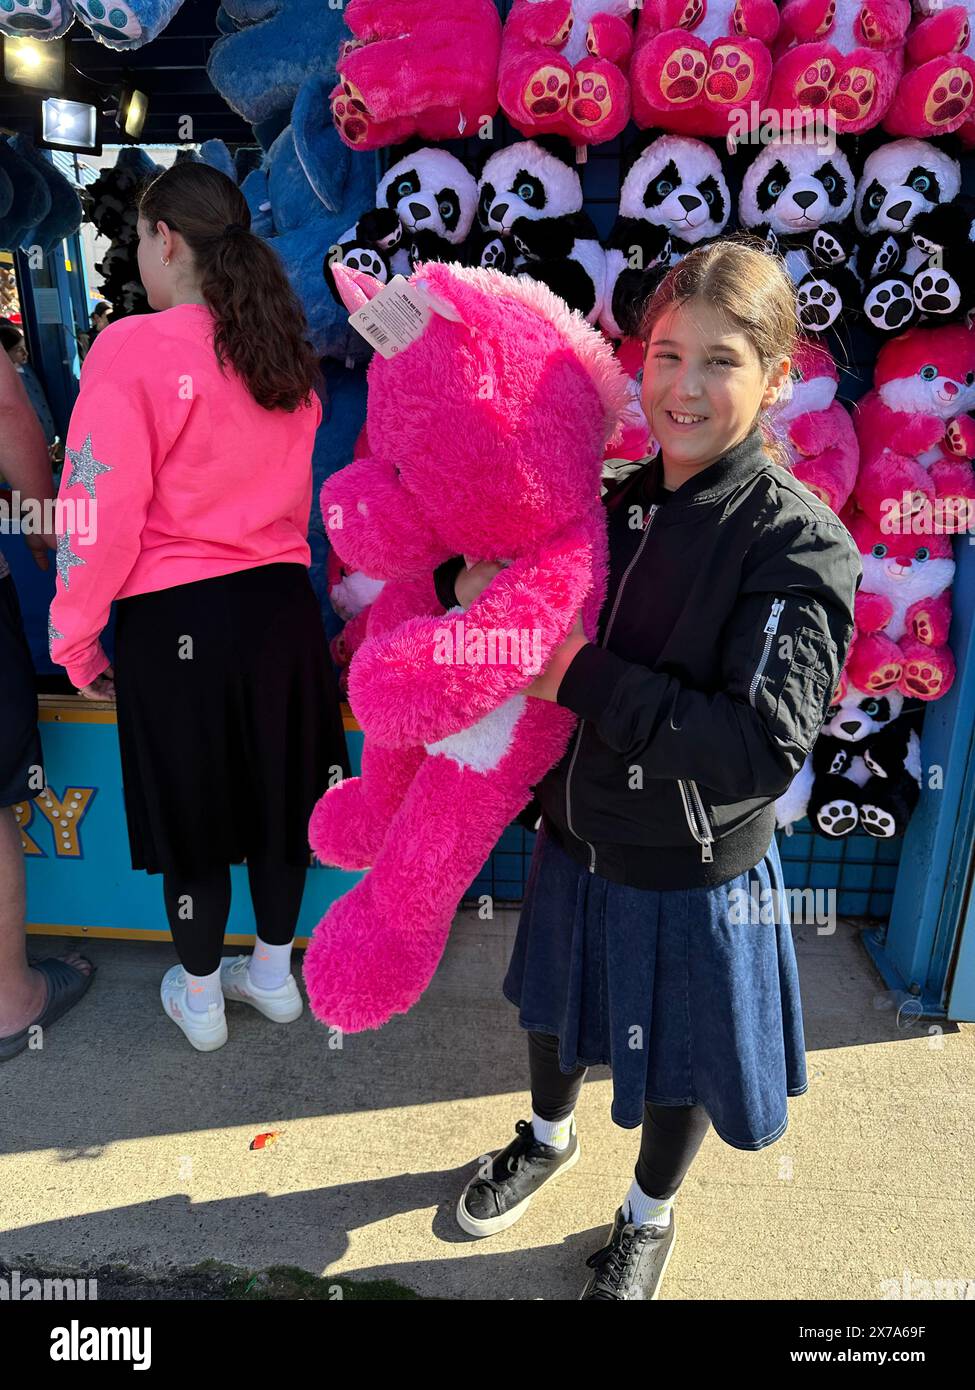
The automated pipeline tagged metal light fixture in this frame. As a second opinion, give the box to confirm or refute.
[115,84,148,140]
[2,36,66,92]
[39,96,100,154]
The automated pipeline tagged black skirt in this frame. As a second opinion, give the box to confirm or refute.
[112,562,352,876]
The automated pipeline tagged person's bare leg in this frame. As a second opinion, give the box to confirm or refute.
[0,805,92,1035]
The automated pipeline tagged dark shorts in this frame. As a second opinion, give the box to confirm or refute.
[0,572,44,808]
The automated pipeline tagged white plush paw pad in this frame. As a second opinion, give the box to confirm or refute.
[816,799,858,836]
[74,0,143,41]
[913,268,960,315]
[343,247,387,278]
[865,279,915,331]
[860,803,897,837]
[0,0,69,33]
[480,238,508,269]
[797,279,841,330]
[812,230,845,263]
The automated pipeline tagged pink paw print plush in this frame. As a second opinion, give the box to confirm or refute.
[303,260,627,1033]
[884,0,975,138]
[331,0,502,150]
[843,507,956,700]
[768,338,860,515]
[768,0,911,136]
[499,0,635,150]
[852,322,975,535]
[630,0,780,137]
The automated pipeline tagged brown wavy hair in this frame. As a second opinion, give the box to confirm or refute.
[139,160,320,412]
[638,237,799,468]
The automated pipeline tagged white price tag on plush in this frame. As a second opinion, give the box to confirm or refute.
[347,275,439,358]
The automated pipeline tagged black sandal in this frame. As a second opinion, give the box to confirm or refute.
[0,956,97,1062]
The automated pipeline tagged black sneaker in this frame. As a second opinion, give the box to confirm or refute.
[456,1117,580,1237]
[579,1205,677,1300]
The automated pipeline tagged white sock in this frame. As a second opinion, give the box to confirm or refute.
[624,1175,675,1228]
[247,936,293,991]
[184,966,223,1014]
[531,1109,574,1150]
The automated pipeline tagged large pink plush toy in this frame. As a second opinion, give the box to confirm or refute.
[884,0,975,138]
[843,506,956,700]
[768,338,860,514]
[303,260,627,1032]
[630,0,779,137]
[853,322,975,533]
[331,0,502,150]
[767,0,911,136]
[498,0,634,150]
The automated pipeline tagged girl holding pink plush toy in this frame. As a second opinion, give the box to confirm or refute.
[315,241,856,1301]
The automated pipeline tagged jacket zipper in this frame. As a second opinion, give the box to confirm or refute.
[749,598,786,707]
[677,778,714,863]
[565,502,660,873]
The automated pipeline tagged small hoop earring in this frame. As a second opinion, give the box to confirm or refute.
[161,256,170,266]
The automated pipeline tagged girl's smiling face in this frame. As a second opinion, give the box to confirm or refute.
[642,297,790,479]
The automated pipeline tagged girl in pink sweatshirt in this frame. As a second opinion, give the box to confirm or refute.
[49,160,351,1052]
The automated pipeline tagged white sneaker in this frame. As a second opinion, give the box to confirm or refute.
[160,965,228,1052]
[219,954,304,1023]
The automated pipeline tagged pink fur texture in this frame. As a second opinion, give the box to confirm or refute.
[499,0,634,148]
[769,338,859,514]
[845,509,956,699]
[303,259,628,1033]
[884,0,975,138]
[768,0,910,136]
[331,0,502,150]
[853,322,975,533]
[631,0,779,137]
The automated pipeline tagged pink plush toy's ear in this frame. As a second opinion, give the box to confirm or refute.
[413,276,469,326]
[332,262,385,313]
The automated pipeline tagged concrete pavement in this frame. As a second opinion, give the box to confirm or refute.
[2,907,973,1301]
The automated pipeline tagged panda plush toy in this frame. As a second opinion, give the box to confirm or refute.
[806,687,923,840]
[738,136,861,338]
[472,137,606,322]
[324,146,478,303]
[600,134,731,339]
[852,138,969,336]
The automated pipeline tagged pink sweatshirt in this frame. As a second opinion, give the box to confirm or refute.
[49,303,322,689]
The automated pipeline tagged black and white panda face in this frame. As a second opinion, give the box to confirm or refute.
[854,139,961,236]
[477,141,583,234]
[620,136,729,244]
[377,149,477,244]
[822,689,903,742]
[739,139,855,237]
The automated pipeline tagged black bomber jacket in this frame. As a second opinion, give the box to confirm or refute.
[434,425,863,890]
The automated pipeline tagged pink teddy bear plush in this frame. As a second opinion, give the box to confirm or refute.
[303,260,627,1033]
[844,506,956,700]
[331,0,502,150]
[768,0,911,136]
[499,0,635,150]
[768,337,860,514]
[630,0,780,137]
[884,0,975,139]
[853,322,975,534]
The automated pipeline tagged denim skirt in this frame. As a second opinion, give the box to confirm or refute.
[502,822,808,1150]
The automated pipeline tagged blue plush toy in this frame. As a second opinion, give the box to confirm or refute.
[0,137,50,251]
[208,0,348,131]
[8,135,82,253]
[0,0,75,40]
[252,75,378,363]
[72,0,186,49]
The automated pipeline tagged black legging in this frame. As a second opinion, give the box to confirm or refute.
[528,1030,711,1201]
[163,853,307,977]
